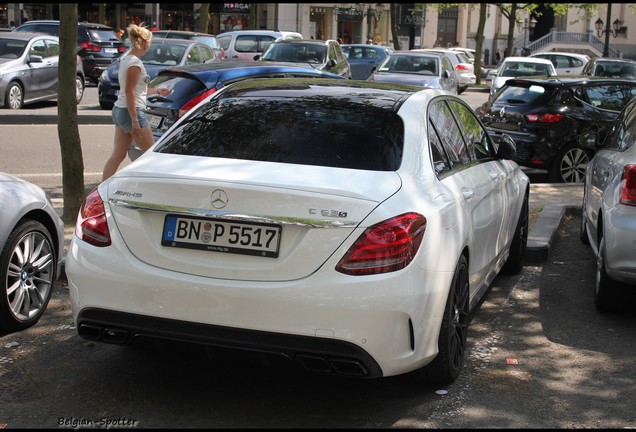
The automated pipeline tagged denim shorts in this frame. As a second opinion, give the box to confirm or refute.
[112,106,149,133]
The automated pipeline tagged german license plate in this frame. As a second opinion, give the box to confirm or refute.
[162,215,281,258]
[105,48,117,53]
[146,113,162,128]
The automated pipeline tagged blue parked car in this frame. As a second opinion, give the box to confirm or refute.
[97,38,219,109]
[132,61,346,159]
[341,43,393,80]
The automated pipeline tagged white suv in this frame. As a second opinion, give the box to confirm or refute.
[217,30,302,61]
[529,52,590,75]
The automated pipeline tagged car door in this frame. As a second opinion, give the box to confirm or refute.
[586,99,636,247]
[428,97,506,289]
[25,38,58,100]
[440,55,458,93]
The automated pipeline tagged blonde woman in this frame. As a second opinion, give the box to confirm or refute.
[102,24,171,181]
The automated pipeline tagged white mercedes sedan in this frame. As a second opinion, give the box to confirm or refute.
[66,78,529,384]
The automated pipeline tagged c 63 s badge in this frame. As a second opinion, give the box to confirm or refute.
[309,208,347,218]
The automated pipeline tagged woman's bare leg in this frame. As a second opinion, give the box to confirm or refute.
[102,126,133,181]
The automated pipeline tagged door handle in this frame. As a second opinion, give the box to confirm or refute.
[461,188,474,200]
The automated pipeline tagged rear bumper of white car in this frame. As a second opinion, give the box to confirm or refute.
[66,235,453,378]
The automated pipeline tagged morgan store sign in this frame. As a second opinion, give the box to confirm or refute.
[223,3,250,13]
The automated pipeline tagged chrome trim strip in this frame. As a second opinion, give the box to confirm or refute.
[109,199,360,228]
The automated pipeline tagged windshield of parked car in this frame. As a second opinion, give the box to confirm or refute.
[155,96,405,171]
[261,42,327,64]
[141,44,186,66]
[0,39,27,59]
[379,55,438,75]
[501,62,552,77]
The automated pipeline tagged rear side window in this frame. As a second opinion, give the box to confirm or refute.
[217,35,231,50]
[155,97,404,171]
[580,84,631,111]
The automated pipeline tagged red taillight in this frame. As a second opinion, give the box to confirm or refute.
[117,45,126,53]
[178,88,218,118]
[75,188,111,247]
[79,41,102,52]
[455,64,469,71]
[619,164,636,206]
[336,213,427,276]
[524,113,564,123]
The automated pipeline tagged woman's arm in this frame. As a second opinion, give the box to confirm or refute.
[125,65,142,132]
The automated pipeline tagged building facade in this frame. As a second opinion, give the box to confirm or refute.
[1,3,633,62]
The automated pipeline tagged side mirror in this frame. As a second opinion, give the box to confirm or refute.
[577,132,599,149]
[443,70,450,79]
[253,54,261,61]
[494,134,517,159]
[28,54,43,63]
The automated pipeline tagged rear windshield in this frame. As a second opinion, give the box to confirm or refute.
[155,97,404,171]
[86,29,121,43]
[493,83,555,105]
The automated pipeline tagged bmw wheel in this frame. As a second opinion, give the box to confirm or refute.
[549,144,593,183]
[5,82,23,110]
[0,220,56,332]
[75,74,85,104]
[420,255,469,384]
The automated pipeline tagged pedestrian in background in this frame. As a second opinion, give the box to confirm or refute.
[496,48,502,66]
[102,24,171,181]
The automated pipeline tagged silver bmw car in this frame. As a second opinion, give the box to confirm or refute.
[0,173,65,332]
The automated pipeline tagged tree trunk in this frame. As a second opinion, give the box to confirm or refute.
[199,3,209,33]
[474,4,487,85]
[58,3,85,224]
[506,3,518,58]
[391,4,400,50]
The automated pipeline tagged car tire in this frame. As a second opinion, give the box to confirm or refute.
[5,82,23,110]
[419,254,469,385]
[594,235,618,312]
[75,74,85,104]
[99,101,113,110]
[502,191,528,274]
[0,220,56,332]
[548,144,593,183]
[580,193,590,245]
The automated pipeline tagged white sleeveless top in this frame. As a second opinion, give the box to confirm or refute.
[114,54,148,109]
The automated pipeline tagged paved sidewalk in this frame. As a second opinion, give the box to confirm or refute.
[527,183,583,263]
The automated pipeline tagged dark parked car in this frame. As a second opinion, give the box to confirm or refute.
[152,30,225,61]
[581,57,636,80]
[341,43,393,80]
[478,77,636,183]
[255,38,351,79]
[0,32,85,109]
[98,38,218,109]
[133,61,346,157]
[14,20,126,84]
